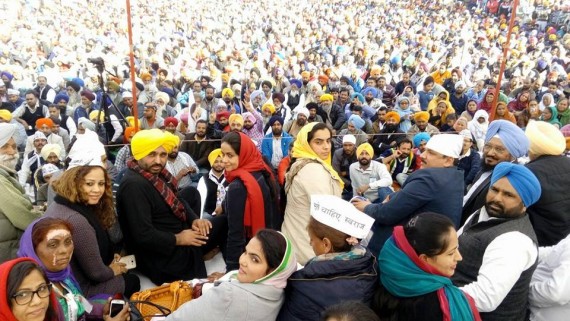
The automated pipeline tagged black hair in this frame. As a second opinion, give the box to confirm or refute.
[195,119,207,126]
[306,102,319,111]
[221,131,241,155]
[378,106,387,113]
[255,229,287,273]
[339,87,350,95]
[404,212,454,257]
[322,301,380,321]
[423,76,435,86]
[261,80,273,89]
[7,261,58,321]
[307,122,333,144]
[205,85,215,92]
[397,138,413,148]
[25,90,39,98]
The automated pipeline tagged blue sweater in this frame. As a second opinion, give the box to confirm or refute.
[364,167,464,254]
[261,132,293,165]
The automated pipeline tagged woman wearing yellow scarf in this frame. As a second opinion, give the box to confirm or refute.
[281,122,344,264]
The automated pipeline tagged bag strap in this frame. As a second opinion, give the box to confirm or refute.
[130,300,172,318]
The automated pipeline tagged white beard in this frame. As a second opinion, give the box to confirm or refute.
[0,153,20,170]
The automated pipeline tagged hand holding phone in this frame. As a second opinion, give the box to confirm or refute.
[109,299,125,317]
[118,255,136,270]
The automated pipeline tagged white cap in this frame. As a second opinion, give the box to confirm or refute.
[122,91,133,99]
[342,134,356,145]
[459,130,472,140]
[7,89,19,96]
[310,195,374,239]
[425,134,463,158]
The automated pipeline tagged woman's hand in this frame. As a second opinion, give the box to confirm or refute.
[192,219,212,236]
[109,254,127,276]
[102,298,131,321]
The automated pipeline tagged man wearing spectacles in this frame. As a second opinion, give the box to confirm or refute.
[462,120,529,224]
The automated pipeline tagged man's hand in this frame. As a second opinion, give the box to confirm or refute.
[351,198,371,212]
[394,149,403,158]
[214,205,223,216]
[209,111,216,124]
[192,219,212,236]
[176,229,208,246]
[357,184,369,195]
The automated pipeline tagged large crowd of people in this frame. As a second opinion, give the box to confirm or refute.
[1,0,570,320]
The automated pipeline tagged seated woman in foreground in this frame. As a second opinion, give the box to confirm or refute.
[165,229,297,321]
[373,212,481,321]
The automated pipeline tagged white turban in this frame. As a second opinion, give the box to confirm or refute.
[40,144,62,160]
[67,130,106,169]
[525,120,566,156]
[0,123,16,147]
[426,134,463,158]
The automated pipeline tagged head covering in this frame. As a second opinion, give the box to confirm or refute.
[459,129,473,140]
[250,90,265,103]
[379,226,480,321]
[319,94,334,102]
[32,131,47,142]
[41,164,60,177]
[0,123,15,148]
[342,134,356,145]
[485,120,529,158]
[67,131,106,169]
[54,92,69,103]
[216,111,231,121]
[296,107,310,119]
[348,114,365,129]
[155,91,170,103]
[77,117,96,131]
[454,80,467,90]
[425,134,463,158]
[385,111,401,123]
[242,112,257,124]
[356,143,374,158]
[414,111,430,122]
[40,144,62,160]
[122,91,133,99]
[7,89,19,96]
[131,129,178,160]
[318,75,329,83]
[164,117,178,127]
[208,148,223,167]
[291,122,343,189]
[0,257,62,321]
[253,231,297,289]
[490,162,541,207]
[222,88,235,99]
[140,72,152,81]
[106,81,120,92]
[272,93,285,103]
[361,87,379,98]
[268,115,284,127]
[413,132,431,147]
[225,133,276,238]
[66,80,80,92]
[89,110,104,123]
[1,71,14,81]
[229,113,244,126]
[262,102,276,114]
[351,93,365,104]
[290,79,302,89]
[0,110,12,122]
[525,120,565,156]
[36,118,54,128]
[301,71,311,78]
[80,90,95,101]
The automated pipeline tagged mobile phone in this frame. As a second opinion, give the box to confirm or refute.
[118,255,136,270]
[350,196,367,202]
[109,299,125,317]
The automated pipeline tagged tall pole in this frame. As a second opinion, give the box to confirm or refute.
[489,0,518,122]
[126,0,139,130]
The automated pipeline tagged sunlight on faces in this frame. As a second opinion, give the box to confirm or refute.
[237,237,269,283]
[221,142,239,172]
[0,137,19,169]
[11,270,50,321]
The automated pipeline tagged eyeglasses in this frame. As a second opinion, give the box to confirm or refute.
[11,283,52,305]
[483,143,508,155]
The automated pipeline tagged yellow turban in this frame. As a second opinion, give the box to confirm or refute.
[356,143,374,158]
[386,111,401,123]
[228,114,244,126]
[291,122,344,189]
[40,143,62,160]
[414,111,430,122]
[301,71,311,78]
[525,120,565,156]
[262,102,276,114]
[89,110,105,122]
[131,129,179,160]
[126,116,135,127]
[319,94,334,102]
[222,88,234,99]
[0,109,12,122]
[208,148,223,166]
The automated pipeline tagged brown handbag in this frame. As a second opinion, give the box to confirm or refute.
[130,281,193,321]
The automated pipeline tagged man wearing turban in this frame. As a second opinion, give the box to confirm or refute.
[349,143,393,203]
[524,120,570,246]
[462,120,530,224]
[453,162,541,321]
[334,114,368,149]
[406,111,440,141]
[283,107,309,139]
[372,111,405,156]
[0,123,41,262]
[261,115,293,169]
[117,129,226,285]
[200,148,227,216]
[24,117,66,159]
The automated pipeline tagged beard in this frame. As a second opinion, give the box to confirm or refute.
[244,124,254,130]
[479,155,500,172]
[273,128,283,136]
[168,152,178,159]
[196,131,206,138]
[0,153,19,170]
[290,90,299,97]
[297,118,307,126]
[302,81,308,85]
[485,200,525,219]
[384,124,398,132]
[358,158,370,166]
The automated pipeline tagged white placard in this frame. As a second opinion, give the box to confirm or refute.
[310,195,374,239]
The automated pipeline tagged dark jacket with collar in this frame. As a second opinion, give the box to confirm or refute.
[277,249,378,321]
[458,148,481,187]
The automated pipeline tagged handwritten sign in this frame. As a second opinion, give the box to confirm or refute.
[310,195,374,239]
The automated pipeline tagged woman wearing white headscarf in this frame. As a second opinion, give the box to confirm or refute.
[468,110,489,151]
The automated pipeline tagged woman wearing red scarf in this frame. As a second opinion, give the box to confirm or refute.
[0,257,61,321]
[221,131,281,271]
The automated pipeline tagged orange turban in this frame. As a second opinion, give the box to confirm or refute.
[36,118,54,128]
[385,111,401,123]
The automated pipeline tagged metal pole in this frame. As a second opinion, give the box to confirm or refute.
[489,0,518,122]
[126,0,139,130]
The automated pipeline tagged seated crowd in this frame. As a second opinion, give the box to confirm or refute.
[1,1,570,320]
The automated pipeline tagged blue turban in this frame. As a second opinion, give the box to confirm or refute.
[54,93,69,103]
[268,115,284,127]
[413,132,431,148]
[1,71,14,81]
[490,162,541,207]
[250,90,265,103]
[348,114,365,129]
[361,87,379,98]
[71,77,85,88]
[289,79,302,89]
[485,120,529,158]
[351,93,365,104]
